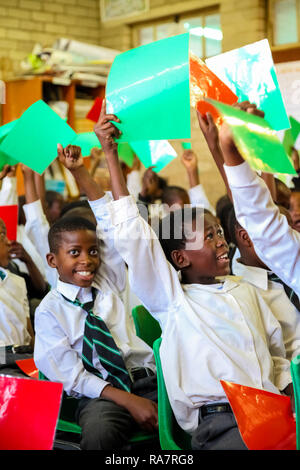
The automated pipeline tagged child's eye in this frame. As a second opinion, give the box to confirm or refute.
[69,249,79,256]
[90,248,99,256]
[205,232,213,240]
[217,228,224,237]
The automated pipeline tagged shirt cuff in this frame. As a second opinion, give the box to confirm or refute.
[88,191,112,213]
[107,195,140,226]
[23,199,45,221]
[224,161,257,187]
[82,375,110,399]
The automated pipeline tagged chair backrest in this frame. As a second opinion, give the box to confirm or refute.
[291,355,300,449]
[153,337,191,450]
[132,305,162,348]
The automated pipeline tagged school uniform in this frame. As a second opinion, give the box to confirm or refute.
[224,161,300,298]
[34,193,156,450]
[233,259,300,361]
[102,194,292,449]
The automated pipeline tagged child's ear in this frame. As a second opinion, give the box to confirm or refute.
[170,250,190,270]
[237,228,252,247]
[46,252,57,268]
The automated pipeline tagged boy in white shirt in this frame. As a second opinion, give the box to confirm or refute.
[34,145,158,451]
[93,102,294,450]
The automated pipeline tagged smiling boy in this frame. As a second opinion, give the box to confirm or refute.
[33,145,158,451]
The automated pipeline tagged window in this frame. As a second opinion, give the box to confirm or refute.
[270,0,300,46]
[134,10,222,59]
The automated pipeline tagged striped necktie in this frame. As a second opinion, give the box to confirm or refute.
[267,273,300,312]
[62,288,132,392]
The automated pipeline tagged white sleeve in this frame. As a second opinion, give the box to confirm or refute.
[107,195,182,328]
[89,192,126,295]
[0,177,18,205]
[126,170,142,200]
[34,307,108,398]
[188,184,215,215]
[224,161,300,298]
[256,292,292,391]
[23,199,57,288]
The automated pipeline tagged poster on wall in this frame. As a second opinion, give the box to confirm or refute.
[100,0,149,22]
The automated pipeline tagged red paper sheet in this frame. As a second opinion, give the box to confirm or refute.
[86,97,103,123]
[221,380,296,450]
[0,204,18,241]
[189,53,238,122]
[16,358,39,379]
[0,375,63,449]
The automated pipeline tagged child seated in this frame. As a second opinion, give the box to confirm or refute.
[93,102,294,450]
[0,216,34,376]
[34,145,158,451]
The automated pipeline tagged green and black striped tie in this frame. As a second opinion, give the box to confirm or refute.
[268,273,300,312]
[62,288,132,392]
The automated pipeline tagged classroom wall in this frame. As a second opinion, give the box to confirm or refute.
[0,0,100,80]
[0,0,267,208]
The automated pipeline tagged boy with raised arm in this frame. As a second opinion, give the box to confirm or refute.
[34,144,158,450]
[94,101,294,450]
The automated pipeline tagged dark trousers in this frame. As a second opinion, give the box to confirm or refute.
[191,407,248,450]
[75,375,157,450]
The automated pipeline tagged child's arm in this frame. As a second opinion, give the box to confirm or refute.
[181,149,215,213]
[219,113,300,297]
[57,144,126,294]
[94,103,182,323]
[21,165,57,288]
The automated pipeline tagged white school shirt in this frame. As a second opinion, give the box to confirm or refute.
[0,268,31,346]
[232,259,300,361]
[103,194,291,434]
[224,161,300,298]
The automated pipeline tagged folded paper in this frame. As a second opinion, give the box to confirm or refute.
[221,380,296,450]
[206,39,290,131]
[130,140,177,173]
[0,205,18,240]
[0,375,63,450]
[106,33,237,143]
[0,100,77,174]
[16,358,39,379]
[205,98,296,175]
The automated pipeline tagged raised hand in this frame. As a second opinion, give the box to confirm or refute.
[181,149,198,172]
[94,98,121,154]
[57,144,84,172]
[0,164,12,181]
[197,111,219,151]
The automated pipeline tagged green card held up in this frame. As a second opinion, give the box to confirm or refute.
[72,132,101,157]
[0,100,77,174]
[106,33,191,142]
[130,140,177,173]
[289,116,300,142]
[181,142,192,150]
[0,120,19,170]
[205,98,296,175]
[206,39,290,132]
[118,143,134,167]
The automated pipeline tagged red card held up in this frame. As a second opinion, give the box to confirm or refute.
[0,375,63,449]
[16,357,39,379]
[189,53,238,123]
[86,97,103,122]
[221,380,296,450]
[0,205,18,241]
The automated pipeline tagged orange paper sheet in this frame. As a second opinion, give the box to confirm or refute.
[221,380,296,450]
[16,358,39,380]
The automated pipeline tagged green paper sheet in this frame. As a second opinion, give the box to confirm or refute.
[283,128,295,157]
[205,98,296,175]
[0,120,19,170]
[0,100,76,174]
[206,39,290,132]
[106,33,191,143]
[290,116,300,142]
[72,132,101,157]
[130,140,177,173]
[118,143,134,167]
[181,142,192,150]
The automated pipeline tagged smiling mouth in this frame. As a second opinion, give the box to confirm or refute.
[75,270,95,281]
[217,253,229,261]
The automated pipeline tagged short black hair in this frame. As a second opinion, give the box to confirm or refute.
[60,199,91,218]
[45,190,63,208]
[156,206,212,269]
[227,207,240,246]
[161,186,189,206]
[48,216,96,253]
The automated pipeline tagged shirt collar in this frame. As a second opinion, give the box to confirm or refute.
[182,276,240,293]
[56,278,97,302]
[233,260,269,291]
